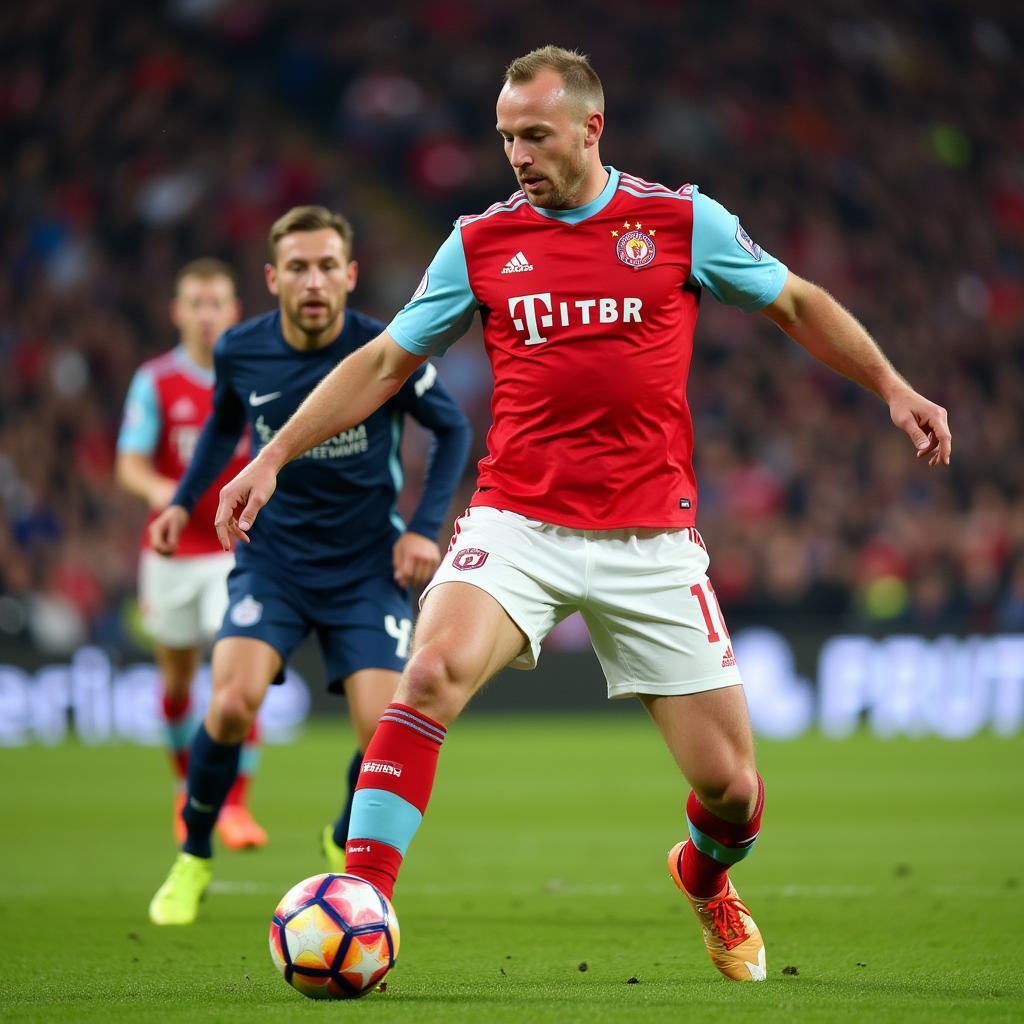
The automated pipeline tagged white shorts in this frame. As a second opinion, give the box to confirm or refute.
[421,507,743,699]
[138,550,234,649]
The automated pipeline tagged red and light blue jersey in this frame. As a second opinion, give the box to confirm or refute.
[388,167,788,529]
[117,346,249,555]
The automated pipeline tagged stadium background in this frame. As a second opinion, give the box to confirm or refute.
[2,5,1024,1021]
[1,0,1023,740]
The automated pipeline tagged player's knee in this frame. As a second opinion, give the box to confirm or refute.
[207,687,256,743]
[400,644,472,722]
[696,766,760,822]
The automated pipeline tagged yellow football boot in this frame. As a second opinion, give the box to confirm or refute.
[148,852,212,926]
[321,825,346,873]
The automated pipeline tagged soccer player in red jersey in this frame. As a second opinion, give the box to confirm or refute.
[117,260,267,850]
[212,47,951,981]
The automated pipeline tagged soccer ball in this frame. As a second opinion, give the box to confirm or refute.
[269,872,399,999]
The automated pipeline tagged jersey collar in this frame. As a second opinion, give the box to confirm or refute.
[528,166,620,225]
[173,345,215,386]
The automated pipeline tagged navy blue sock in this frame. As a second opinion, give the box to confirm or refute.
[332,749,363,848]
[182,723,241,858]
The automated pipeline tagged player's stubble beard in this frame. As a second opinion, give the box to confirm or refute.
[282,296,344,349]
[525,143,589,210]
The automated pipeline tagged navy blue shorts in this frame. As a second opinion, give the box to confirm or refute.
[216,566,412,694]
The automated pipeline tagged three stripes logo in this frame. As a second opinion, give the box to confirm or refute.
[501,251,534,274]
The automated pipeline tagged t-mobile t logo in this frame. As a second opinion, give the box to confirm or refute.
[508,292,643,345]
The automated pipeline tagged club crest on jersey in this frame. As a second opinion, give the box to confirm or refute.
[615,222,657,268]
[452,547,489,571]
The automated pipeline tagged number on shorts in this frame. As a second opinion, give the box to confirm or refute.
[384,615,412,659]
[689,582,729,644]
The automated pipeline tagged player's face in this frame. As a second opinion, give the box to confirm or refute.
[266,229,357,343]
[170,275,240,362]
[496,69,597,209]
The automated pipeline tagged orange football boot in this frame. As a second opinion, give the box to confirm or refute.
[215,805,268,850]
[668,841,766,981]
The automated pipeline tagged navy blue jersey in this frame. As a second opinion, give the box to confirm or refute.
[173,308,471,588]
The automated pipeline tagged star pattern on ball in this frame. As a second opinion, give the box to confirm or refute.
[327,880,386,926]
[341,933,391,990]
[279,876,325,916]
[285,907,331,967]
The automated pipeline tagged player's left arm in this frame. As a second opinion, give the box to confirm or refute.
[761,273,951,466]
[389,364,474,587]
[689,186,950,466]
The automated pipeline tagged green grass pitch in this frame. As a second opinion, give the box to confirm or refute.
[1,713,1022,1022]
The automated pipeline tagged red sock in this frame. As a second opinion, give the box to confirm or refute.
[161,691,192,780]
[344,703,447,901]
[225,719,260,807]
[682,773,765,898]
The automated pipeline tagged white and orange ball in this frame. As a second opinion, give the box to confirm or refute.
[269,873,399,999]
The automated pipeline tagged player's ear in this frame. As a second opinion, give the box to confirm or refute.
[346,259,359,293]
[264,263,279,296]
[583,110,603,149]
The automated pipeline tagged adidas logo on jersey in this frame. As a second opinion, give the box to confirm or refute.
[721,645,736,669]
[501,251,534,274]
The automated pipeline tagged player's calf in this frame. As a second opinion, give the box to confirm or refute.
[344,703,447,900]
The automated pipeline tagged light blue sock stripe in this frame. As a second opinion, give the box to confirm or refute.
[348,788,423,855]
[687,820,758,866]
[239,745,260,776]
[166,718,195,752]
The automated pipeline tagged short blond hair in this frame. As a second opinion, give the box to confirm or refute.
[504,45,604,117]
[175,258,236,295]
[267,206,354,263]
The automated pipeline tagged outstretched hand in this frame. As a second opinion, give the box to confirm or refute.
[214,457,279,551]
[889,386,951,467]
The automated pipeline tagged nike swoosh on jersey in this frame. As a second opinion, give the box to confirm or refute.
[249,390,282,406]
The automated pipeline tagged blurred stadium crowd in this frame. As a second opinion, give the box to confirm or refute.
[2,0,1023,655]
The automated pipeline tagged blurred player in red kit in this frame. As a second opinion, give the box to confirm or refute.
[117,259,267,850]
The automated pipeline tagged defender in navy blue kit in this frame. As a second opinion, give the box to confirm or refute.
[148,207,471,925]
[197,305,458,683]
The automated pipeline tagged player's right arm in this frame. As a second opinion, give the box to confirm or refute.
[215,333,426,549]
[116,368,178,511]
[216,227,480,550]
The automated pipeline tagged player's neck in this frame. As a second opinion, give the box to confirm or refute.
[180,340,213,370]
[567,161,609,209]
[280,310,346,351]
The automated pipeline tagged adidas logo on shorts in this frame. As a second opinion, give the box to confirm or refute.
[501,251,534,274]
[721,645,736,669]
